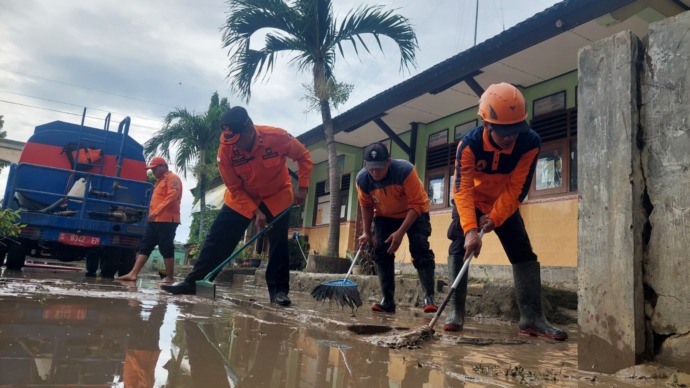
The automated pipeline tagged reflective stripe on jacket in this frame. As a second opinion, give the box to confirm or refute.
[150,171,182,223]
[218,125,312,219]
[356,159,430,218]
[453,125,540,233]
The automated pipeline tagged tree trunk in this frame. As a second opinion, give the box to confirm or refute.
[197,149,207,241]
[314,62,341,257]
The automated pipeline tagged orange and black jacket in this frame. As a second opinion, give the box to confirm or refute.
[149,171,182,223]
[453,125,540,234]
[356,159,430,218]
[218,125,312,219]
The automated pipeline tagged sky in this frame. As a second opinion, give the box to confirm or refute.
[0,0,559,242]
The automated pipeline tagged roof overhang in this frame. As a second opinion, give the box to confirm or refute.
[298,0,689,164]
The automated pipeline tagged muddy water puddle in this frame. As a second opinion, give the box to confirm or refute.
[0,268,675,387]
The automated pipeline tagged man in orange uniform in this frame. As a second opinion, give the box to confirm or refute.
[116,156,182,283]
[446,82,567,340]
[162,107,312,306]
[356,142,437,314]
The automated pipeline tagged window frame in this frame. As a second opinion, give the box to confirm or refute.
[530,139,569,196]
[527,107,578,199]
[425,167,450,210]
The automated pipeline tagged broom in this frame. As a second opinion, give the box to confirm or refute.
[368,230,484,349]
[196,205,296,299]
[310,245,363,309]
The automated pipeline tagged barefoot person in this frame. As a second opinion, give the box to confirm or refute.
[116,156,183,283]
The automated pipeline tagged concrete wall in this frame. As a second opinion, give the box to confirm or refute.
[640,11,690,372]
[578,11,690,374]
[577,30,645,374]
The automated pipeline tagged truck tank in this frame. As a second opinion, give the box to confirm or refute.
[1,112,153,277]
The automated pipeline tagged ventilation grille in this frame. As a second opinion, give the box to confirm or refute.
[530,108,577,142]
[426,143,457,170]
[315,173,351,196]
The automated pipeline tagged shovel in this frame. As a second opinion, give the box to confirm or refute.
[196,205,296,299]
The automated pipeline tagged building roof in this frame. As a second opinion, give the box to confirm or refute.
[296,0,689,164]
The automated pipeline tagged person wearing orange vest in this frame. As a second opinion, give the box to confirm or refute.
[116,156,182,284]
[356,142,438,314]
[162,107,312,307]
[446,82,567,340]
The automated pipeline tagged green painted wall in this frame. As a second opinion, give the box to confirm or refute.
[302,71,581,226]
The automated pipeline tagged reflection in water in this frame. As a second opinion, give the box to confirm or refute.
[0,275,589,387]
[123,300,164,387]
[0,295,143,385]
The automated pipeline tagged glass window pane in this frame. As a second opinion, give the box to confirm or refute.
[427,173,445,205]
[570,138,578,192]
[535,149,563,190]
[315,195,329,225]
[448,169,456,207]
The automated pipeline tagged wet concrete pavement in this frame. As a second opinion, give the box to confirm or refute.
[0,267,684,387]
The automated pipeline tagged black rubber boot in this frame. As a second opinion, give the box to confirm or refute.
[417,267,438,313]
[371,262,396,313]
[512,261,568,341]
[443,255,468,331]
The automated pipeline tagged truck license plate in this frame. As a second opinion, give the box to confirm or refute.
[43,305,88,320]
[58,233,100,247]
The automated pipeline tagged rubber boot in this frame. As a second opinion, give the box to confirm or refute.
[512,261,568,341]
[443,255,468,331]
[371,262,396,313]
[417,267,438,313]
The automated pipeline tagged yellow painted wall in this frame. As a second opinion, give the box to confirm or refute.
[304,221,356,256]
[303,196,578,266]
[428,196,578,267]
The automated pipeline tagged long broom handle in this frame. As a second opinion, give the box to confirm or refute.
[340,245,363,283]
[203,204,296,281]
[428,230,484,329]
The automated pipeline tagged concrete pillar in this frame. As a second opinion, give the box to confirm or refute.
[577,30,645,373]
[641,11,690,372]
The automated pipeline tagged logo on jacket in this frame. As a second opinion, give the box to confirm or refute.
[476,160,487,171]
[262,147,279,160]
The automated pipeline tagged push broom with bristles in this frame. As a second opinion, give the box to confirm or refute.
[196,205,296,299]
[310,245,363,309]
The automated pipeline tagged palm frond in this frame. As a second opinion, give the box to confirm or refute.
[335,5,417,73]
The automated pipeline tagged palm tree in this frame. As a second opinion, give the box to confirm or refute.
[144,92,230,240]
[222,0,417,256]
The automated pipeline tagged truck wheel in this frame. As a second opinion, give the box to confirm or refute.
[100,249,121,278]
[6,242,27,270]
[118,249,137,276]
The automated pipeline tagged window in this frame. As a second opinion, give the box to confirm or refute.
[529,107,577,197]
[426,169,447,208]
[428,129,448,148]
[313,174,350,225]
[454,120,477,141]
[425,142,457,209]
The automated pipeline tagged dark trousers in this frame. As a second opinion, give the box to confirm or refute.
[372,213,435,270]
[185,203,291,294]
[448,208,537,264]
[137,222,179,257]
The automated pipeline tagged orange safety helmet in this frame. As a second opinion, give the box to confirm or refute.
[477,82,529,136]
